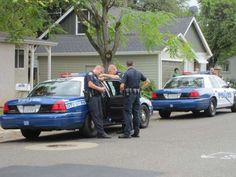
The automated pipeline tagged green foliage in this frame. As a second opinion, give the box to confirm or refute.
[121,9,195,60]
[141,80,156,99]
[0,0,48,42]
[130,0,189,16]
[113,59,127,72]
[198,0,236,65]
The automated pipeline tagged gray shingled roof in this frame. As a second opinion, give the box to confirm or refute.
[36,16,193,54]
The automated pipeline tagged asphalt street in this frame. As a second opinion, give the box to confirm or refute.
[0,110,236,177]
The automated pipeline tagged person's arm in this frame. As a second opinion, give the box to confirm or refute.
[100,73,120,79]
[142,79,150,88]
[88,81,105,93]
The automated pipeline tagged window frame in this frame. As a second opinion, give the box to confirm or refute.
[75,10,90,35]
[15,48,24,69]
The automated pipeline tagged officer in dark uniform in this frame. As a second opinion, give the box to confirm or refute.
[119,60,150,138]
[84,65,111,139]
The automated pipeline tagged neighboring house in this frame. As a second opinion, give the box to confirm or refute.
[221,56,236,81]
[36,7,212,88]
[0,32,57,106]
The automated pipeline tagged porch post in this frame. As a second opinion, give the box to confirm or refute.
[45,46,52,80]
[30,45,36,90]
[157,52,162,89]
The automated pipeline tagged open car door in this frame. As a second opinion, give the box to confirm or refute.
[104,80,124,122]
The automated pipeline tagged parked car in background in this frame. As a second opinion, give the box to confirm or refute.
[0,75,153,139]
[151,74,236,118]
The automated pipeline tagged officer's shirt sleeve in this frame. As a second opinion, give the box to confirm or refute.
[117,71,123,79]
[87,72,95,83]
[121,72,127,83]
[140,72,147,81]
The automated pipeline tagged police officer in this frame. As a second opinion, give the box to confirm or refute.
[84,65,111,139]
[119,60,150,138]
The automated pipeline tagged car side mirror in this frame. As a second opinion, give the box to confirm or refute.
[223,82,230,88]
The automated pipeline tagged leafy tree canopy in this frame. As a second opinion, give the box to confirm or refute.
[130,0,189,15]
[199,0,236,66]
[0,0,195,69]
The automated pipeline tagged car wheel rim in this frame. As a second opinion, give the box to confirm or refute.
[211,101,216,114]
[90,120,95,130]
[141,110,146,122]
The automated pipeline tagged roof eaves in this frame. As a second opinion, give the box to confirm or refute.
[184,17,213,57]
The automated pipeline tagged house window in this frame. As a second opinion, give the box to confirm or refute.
[15,49,24,68]
[76,10,90,35]
[222,63,229,72]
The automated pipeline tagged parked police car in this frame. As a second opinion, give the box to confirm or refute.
[151,74,236,118]
[0,76,153,139]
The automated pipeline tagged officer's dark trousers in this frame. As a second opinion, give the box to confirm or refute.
[123,94,140,135]
[88,96,104,136]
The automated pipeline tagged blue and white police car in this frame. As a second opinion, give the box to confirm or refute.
[0,75,153,139]
[151,74,236,118]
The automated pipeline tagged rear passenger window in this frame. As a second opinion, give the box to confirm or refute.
[107,81,121,96]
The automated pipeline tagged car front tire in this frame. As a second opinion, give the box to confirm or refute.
[159,110,171,118]
[20,129,41,139]
[204,98,216,117]
[140,104,150,128]
[231,103,236,112]
[80,114,97,138]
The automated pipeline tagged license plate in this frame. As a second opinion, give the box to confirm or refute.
[164,93,180,99]
[17,105,40,113]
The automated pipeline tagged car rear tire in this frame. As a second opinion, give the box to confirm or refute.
[159,110,171,118]
[140,104,150,128]
[80,114,97,138]
[204,98,216,117]
[231,103,236,112]
[20,129,41,139]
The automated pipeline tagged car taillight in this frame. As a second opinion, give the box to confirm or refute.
[3,103,9,114]
[189,90,200,98]
[51,101,67,113]
[152,92,158,99]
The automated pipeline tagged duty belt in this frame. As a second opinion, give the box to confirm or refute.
[124,88,140,95]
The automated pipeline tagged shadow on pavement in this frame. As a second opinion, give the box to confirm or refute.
[0,126,122,144]
[0,164,162,177]
[155,109,232,121]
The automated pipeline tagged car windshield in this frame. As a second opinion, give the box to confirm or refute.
[29,80,81,97]
[164,77,204,89]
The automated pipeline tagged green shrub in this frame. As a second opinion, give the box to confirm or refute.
[225,78,236,89]
[141,80,156,99]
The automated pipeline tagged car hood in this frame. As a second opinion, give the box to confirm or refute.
[7,96,84,106]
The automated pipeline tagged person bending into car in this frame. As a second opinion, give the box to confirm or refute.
[100,64,123,79]
[84,65,111,139]
[119,60,150,138]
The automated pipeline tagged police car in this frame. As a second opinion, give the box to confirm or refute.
[151,74,236,118]
[0,76,153,139]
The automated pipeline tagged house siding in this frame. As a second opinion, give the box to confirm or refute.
[37,54,159,86]
[162,60,183,85]
[14,45,30,98]
[222,56,236,80]
[0,43,15,106]
[185,25,206,53]
[60,12,76,35]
